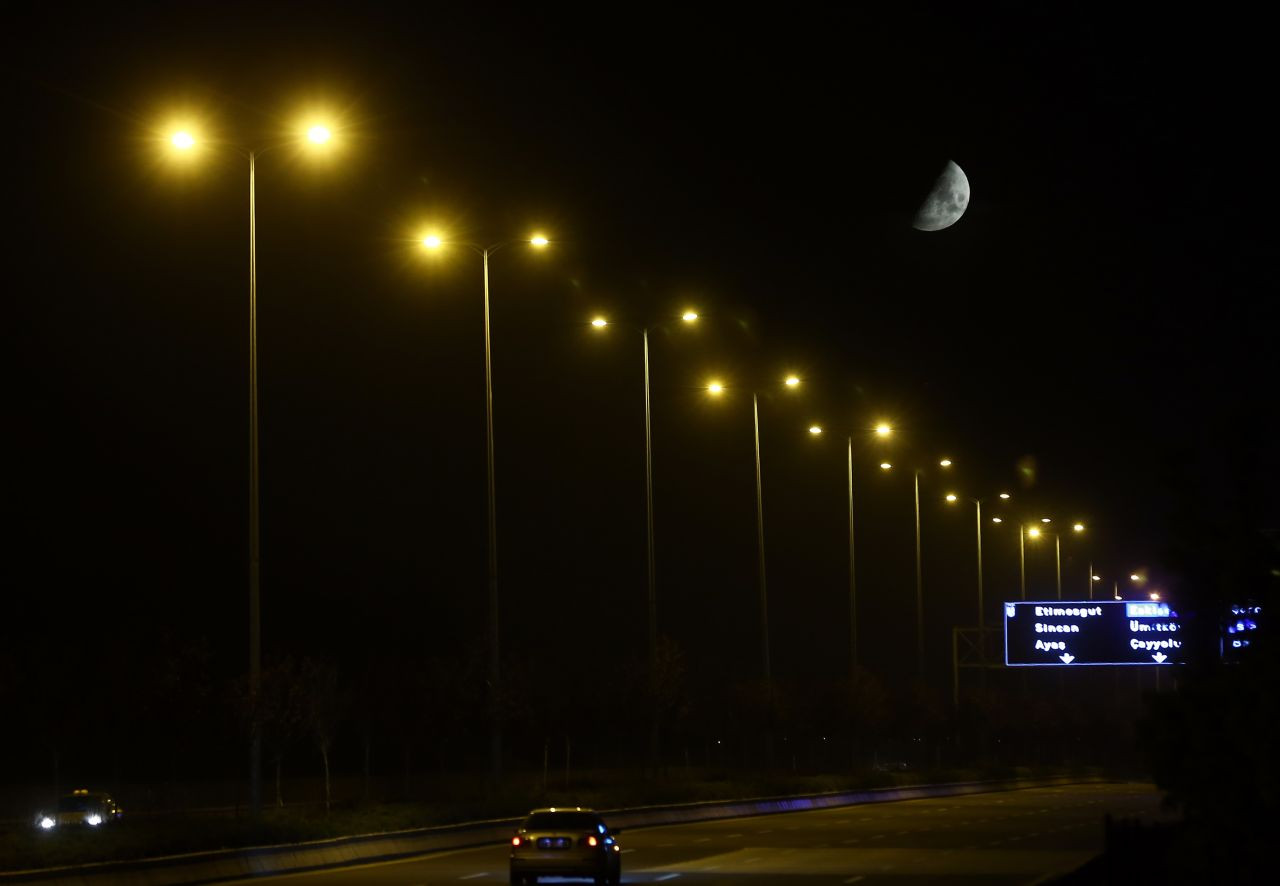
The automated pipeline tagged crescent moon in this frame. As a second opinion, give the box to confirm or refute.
[912,160,970,231]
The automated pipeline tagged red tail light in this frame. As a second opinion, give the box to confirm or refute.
[584,835,599,847]
[512,836,522,847]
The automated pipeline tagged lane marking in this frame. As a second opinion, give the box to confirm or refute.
[656,876,680,882]
[694,837,710,843]
[727,833,743,838]
[459,875,486,881]
[844,878,865,884]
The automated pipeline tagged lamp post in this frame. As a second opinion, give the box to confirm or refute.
[165,120,336,815]
[879,455,952,678]
[806,421,893,677]
[589,310,698,771]
[944,490,1011,662]
[706,374,802,682]
[421,233,550,782]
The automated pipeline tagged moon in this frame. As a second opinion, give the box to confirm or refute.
[912,160,970,231]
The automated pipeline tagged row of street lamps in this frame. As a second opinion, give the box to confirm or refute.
[157,119,1151,804]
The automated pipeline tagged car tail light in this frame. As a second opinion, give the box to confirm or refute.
[584,835,599,847]
[512,836,522,847]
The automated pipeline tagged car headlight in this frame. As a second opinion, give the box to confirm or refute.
[86,814,102,826]
[39,816,55,830]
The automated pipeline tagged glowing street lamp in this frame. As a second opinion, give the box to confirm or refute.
[874,422,893,437]
[805,418,894,676]
[587,307,698,771]
[706,373,802,682]
[418,230,552,781]
[159,111,340,815]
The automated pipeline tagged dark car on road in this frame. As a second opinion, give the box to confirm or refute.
[510,807,621,885]
[36,789,124,830]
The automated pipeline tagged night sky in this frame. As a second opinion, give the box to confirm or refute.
[9,5,1276,717]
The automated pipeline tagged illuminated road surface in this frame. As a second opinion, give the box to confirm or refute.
[244,782,1167,885]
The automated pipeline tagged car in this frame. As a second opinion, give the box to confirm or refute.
[509,806,622,885]
[35,789,124,830]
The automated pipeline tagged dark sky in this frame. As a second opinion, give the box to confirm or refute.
[9,4,1275,695]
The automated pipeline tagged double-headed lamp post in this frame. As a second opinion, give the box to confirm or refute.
[588,310,698,771]
[878,454,953,678]
[1024,519,1086,599]
[421,232,550,782]
[706,374,802,682]
[166,119,336,815]
[806,421,893,678]
[944,490,1013,662]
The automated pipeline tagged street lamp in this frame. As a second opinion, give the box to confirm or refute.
[588,309,698,771]
[705,374,802,682]
[161,116,339,815]
[879,451,952,678]
[945,490,1008,663]
[420,231,551,782]
[805,420,892,677]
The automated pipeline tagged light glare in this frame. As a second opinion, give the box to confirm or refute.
[939,458,952,467]
[784,375,800,387]
[307,125,331,144]
[530,235,549,247]
[171,131,195,150]
[422,235,442,249]
[999,492,1011,499]
[1041,517,1052,523]
[1073,522,1085,532]
[707,381,724,395]
[682,310,699,322]
[874,423,893,437]
[1028,527,1042,539]
[591,317,607,328]
[945,493,958,502]
[879,462,892,470]
[808,425,823,435]
[992,517,1003,523]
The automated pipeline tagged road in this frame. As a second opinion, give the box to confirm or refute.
[242,782,1168,886]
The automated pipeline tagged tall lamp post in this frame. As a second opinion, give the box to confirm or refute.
[588,310,699,770]
[806,420,894,678]
[706,374,802,682]
[944,490,1012,662]
[421,233,550,782]
[165,120,336,814]
[878,455,953,678]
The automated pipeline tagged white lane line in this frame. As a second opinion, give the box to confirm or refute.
[844,878,865,884]
[841,837,860,844]
[621,848,636,853]
[694,837,710,843]
[727,833,744,838]
[758,829,774,834]
[656,875,681,882]
[459,875,486,881]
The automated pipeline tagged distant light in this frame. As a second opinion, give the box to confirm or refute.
[682,310,699,322]
[586,835,599,847]
[1027,527,1042,539]
[999,492,1011,500]
[707,381,724,396]
[39,816,54,830]
[1041,517,1052,523]
[1149,592,1161,601]
[939,458,952,468]
[86,814,102,827]
[307,125,331,144]
[1073,522,1085,532]
[808,425,823,435]
[1130,574,1141,582]
[945,493,958,503]
[1114,593,1123,600]
[874,423,893,437]
[879,462,892,470]
[591,317,608,328]
[1092,575,1101,581]
[421,235,442,249]
[530,235,549,247]
[991,517,1003,523]
[171,131,195,150]
[784,375,800,387]
[512,836,522,847]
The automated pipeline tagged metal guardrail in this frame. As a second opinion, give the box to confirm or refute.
[0,775,1100,885]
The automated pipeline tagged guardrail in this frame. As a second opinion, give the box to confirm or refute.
[0,775,1099,885]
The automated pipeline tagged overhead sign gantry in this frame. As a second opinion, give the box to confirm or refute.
[1003,600,1183,667]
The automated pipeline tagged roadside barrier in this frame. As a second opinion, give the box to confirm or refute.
[0,775,1101,885]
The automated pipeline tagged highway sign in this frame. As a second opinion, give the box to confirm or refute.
[1004,600,1183,667]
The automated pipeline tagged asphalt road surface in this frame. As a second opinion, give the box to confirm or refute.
[244,782,1169,886]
